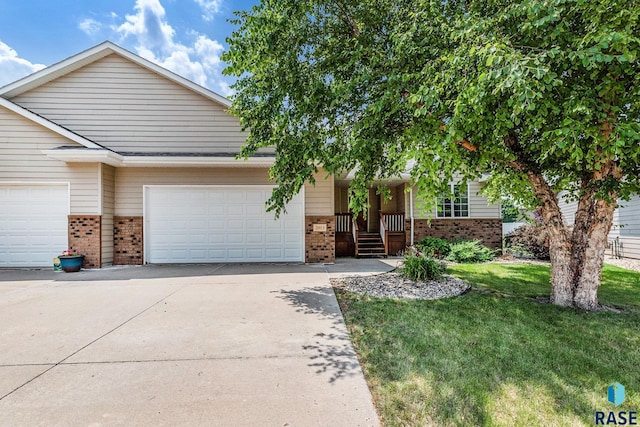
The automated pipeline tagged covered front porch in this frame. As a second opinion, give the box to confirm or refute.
[334,184,408,257]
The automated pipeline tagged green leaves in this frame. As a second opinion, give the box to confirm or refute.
[223,0,640,215]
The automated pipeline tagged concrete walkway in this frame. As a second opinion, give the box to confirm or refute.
[0,262,385,426]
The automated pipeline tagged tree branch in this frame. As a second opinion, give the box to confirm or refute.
[333,1,360,37]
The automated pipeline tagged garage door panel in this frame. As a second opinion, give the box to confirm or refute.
[0,184,69,267]
[246,234,264,244]
[265,234,284,244]
[227,249,245,260]
[146,187,304,263]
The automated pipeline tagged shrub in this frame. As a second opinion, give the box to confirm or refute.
[417,237,451,258]
[505,243,535,259]
[504,224,549,260]
[398,249,447,281]
[446,240,496,263]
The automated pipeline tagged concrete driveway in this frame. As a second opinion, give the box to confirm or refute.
[0,262,387,426]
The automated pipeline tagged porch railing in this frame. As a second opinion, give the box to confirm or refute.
[380,212,406,256]
[335,213,352,233]
[380,212,405,232]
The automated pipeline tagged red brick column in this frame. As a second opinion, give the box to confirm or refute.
[406,218,502,249]
[68,215,102,268]
[305,216,336,263]
[114,216,144,265]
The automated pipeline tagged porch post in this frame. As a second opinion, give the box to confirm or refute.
[409,185,414,246]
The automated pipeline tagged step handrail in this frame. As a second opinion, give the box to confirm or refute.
[352,217,359,256]
[379,216,389,255]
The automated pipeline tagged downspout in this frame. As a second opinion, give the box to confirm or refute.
[409,185,414,246]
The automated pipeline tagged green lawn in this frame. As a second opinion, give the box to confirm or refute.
[336,262,640,426]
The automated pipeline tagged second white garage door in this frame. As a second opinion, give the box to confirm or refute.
[145,186,304,263]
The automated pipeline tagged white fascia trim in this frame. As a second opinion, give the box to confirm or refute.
[120,156,275,168]
[42,149,275,168]
[0,45,111,97]
[478,173,492,183]
[0,41,231,108]
[42,149,123,167]
[0,98,102,149]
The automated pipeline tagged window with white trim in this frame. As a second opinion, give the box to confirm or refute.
[437,183,469,218]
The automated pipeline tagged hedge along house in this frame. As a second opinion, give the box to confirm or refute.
[0,42,501,268]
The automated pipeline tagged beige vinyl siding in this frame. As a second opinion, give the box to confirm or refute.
[116,167,333,217]
[335,187,349,213]
[10,54,248,154]
[116,167,275,216]
[380,187,397,212]
[101,164,115,265]
[0,107,100,214]
[405,180,500,219]
[394,185,406,213]
[305,172,334,216]
[468,181,500,218]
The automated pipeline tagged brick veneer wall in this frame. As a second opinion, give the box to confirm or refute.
[305,216,335,263]
[114,216,144,265]
[68,215,101,268]
[407,218,502,249]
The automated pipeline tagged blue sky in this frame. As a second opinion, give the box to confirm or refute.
[0,0,259,96]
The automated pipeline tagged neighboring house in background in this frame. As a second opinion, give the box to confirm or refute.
[561,196,640,260]
[608,197,640,259]
[0,41,502,268]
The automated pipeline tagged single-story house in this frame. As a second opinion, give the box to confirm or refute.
[0,41,502,268]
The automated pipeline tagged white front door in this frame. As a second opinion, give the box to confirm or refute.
[145,186,304,263]
[0,183,69,267]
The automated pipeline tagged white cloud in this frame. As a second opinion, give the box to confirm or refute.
[0,41,46,87]
[193,0,223,21]
[113,0,232,97]
[78,18,102,36]
[116,0,175,53]
[194,35,223,71]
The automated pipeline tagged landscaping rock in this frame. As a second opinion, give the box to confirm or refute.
[331,271,470,300]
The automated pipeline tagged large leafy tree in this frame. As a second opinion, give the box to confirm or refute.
[223,0,640,310]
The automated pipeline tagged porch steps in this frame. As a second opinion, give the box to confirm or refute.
[356,232,386,257]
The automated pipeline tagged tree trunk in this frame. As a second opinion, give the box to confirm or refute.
[573,197,617,310]
[527,176,617,310]
[504,133,620,311]
[526,172,574,306]
[548,227,574,307]
[569,181,595,286]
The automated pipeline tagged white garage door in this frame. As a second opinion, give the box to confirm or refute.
[145,186,304,263]
[0,184,69,267]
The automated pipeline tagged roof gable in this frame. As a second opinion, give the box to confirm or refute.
[0,97,101,149]
[0,41,230,108]
[1,42,248,155]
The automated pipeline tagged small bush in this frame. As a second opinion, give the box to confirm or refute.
[446,240,496,263]
[417,237,451,258]
[504,224,549,260]
[398,249,447,281]
[505,243,535,258]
